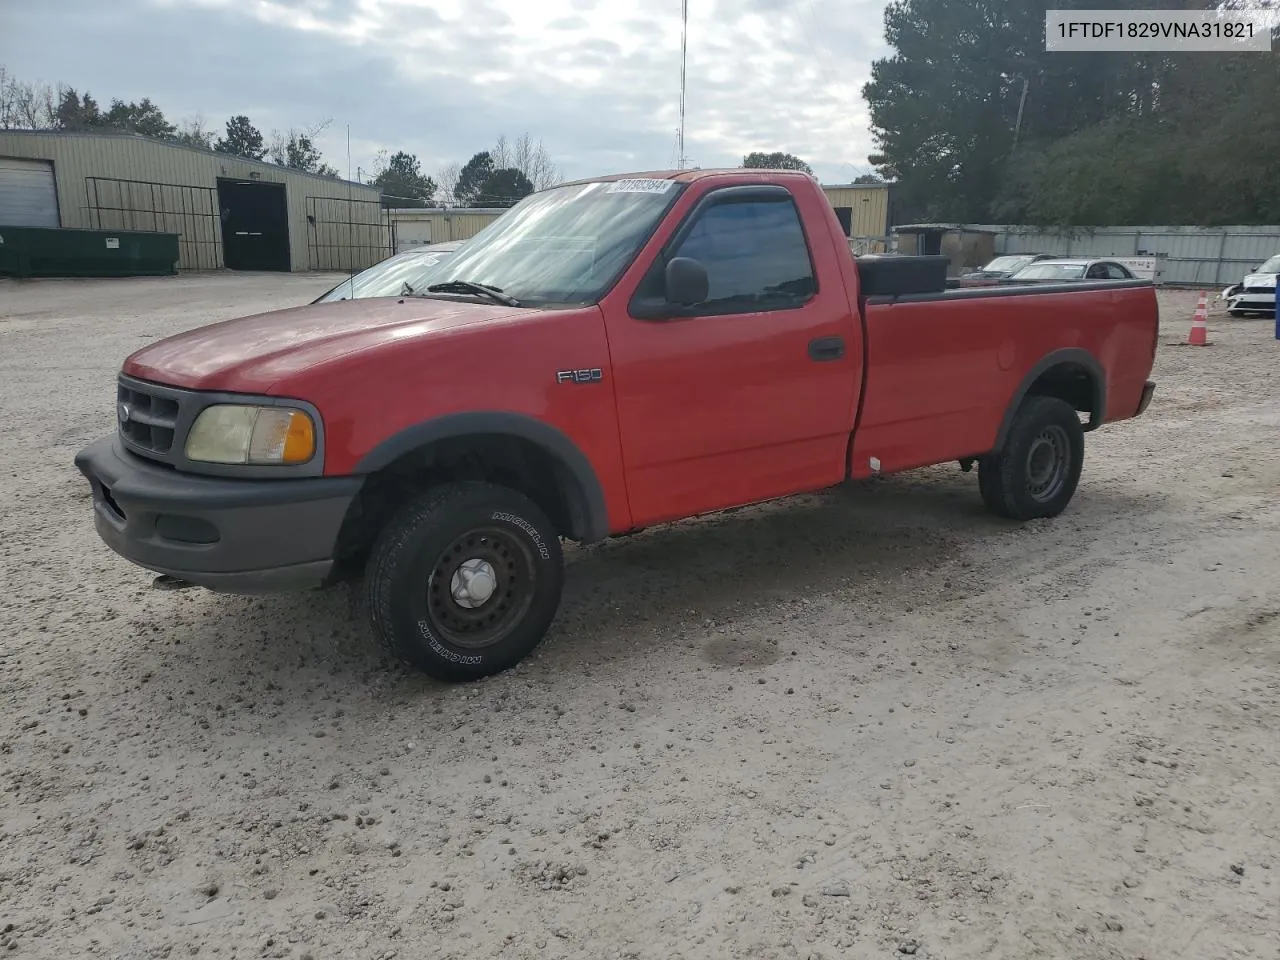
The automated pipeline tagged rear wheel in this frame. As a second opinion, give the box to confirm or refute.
[364,481,564,682]
[978,395,1084,520]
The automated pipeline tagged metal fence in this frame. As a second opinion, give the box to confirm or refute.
[85,176,222,270]
[969,224,1280,286]
[305,195,391,272]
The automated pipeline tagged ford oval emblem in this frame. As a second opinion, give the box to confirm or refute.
[118,402,131,424]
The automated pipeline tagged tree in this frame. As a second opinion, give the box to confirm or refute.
[215,115,267,160]
[269,127,339,178]
[859,0,1205,222]
[0,67,57,129]
[490,132,560,191]
[435,161,462,205]
[475,167,534,207]
[174,116,216,151]
[372,150,437,207]
[741,151,813,175]
[103,97,175,138]
[454,151,495,205]
[54,87,101,130]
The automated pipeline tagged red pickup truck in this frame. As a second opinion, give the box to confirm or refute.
[75,169,1158,681]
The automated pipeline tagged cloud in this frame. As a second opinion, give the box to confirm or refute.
[2,0,892,184]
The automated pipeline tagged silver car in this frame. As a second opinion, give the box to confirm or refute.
[313,240,464,303]
[1005,258,1136,283]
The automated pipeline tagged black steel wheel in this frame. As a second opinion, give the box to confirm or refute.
[1024,424,1071,504]
[978,395,1084,520]
[364,482,564,682]
[424,526,538,649]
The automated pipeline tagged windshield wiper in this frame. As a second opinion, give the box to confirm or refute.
[424,280,521,307]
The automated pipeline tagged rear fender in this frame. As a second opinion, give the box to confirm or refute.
[993,348,1106,450]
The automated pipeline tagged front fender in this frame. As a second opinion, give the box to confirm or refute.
[353,410,611,543]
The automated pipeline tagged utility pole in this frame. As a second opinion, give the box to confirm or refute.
[677,0,688,169]
[1012,75,1030,151]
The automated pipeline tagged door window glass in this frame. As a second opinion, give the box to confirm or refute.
[670,198,816,311]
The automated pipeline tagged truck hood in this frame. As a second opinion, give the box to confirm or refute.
[122,297,525,393]
[1241,272,1277,287]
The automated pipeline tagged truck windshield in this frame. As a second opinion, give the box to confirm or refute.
[1257,254,1280,274]
[418,179,686,307]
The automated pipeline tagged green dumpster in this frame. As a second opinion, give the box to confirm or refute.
[0,226,180,278]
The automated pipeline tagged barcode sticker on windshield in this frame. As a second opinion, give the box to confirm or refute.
[606,178,676,194]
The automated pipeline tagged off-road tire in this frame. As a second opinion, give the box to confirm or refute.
[364,481,564,682]
[978,395,1084,520]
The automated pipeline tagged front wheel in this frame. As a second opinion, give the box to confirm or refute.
[364,481,565,682]
[978,395,1084,520]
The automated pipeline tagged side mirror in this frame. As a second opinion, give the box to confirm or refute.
[664,257,708,305]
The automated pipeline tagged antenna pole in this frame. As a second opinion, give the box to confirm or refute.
[346,123,355,279]
[678,0,687,169]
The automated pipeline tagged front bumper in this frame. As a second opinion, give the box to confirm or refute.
[74,436,363,593]
[1225,293,1276,311]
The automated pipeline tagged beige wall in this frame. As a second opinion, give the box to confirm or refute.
[821,184,890,240]
[0,131,383,271]
[385,208,506,250]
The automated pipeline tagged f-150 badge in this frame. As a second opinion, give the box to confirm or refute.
[556,368,603,384]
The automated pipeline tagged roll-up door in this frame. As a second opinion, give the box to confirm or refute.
[0,157,60,227]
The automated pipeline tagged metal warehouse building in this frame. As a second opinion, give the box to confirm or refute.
[820,182,899,252]
[0,130,385,272]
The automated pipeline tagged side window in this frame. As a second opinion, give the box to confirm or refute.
[1085,263,1108,279]
[1105,263,1130,279]
[669,198,817,312]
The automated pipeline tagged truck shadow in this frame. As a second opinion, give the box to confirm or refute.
[147,465,1168,693]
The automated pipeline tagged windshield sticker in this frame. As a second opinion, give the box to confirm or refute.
[606,178,677,194]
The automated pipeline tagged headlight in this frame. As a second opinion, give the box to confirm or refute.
[185,405,316,465]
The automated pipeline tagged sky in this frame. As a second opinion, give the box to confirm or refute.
[1,0,892,188]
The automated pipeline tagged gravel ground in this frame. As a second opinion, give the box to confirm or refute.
[1,273,1277,960]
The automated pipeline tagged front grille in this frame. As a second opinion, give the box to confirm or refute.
[1242,285,1274,295]
[118,378,181,455]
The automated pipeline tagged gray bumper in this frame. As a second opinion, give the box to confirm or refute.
[74,436,363,593]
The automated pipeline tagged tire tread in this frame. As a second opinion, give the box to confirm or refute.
[978,395,1084,521]
[362,481,563,681]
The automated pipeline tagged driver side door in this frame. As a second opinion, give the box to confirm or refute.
[603,184,861,527]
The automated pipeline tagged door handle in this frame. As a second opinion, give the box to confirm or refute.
[808,336,845,361]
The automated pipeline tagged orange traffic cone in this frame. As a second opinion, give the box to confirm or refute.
[1186,292,1211,346]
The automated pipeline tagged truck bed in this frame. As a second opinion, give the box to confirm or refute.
[849,279,1159,478]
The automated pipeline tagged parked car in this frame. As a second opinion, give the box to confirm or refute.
[955,253,1055,286]
[1005,258,1136,283]
[312,240,464,303]
[74,169,1158,683]
[1220,253,1279,316]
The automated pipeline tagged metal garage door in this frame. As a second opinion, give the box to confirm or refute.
[0,157,59,227]
[394,219,433,254]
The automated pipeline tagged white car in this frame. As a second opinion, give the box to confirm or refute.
[1221,253,1279,316]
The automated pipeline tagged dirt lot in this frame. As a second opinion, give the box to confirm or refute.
[1,274,1277,960]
